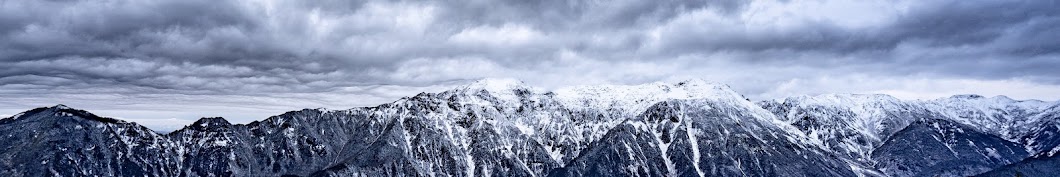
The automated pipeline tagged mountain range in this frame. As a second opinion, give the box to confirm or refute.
[1,78,1058,177]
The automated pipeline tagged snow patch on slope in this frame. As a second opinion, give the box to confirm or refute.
[454,78,537,105]
[923,94,1051,140]
[551,79,742,115]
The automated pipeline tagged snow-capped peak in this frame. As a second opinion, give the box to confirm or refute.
[457,78,533,93]
[444,78,538,105]
[775,94,914,144]
[551,79,744,115]
[51,104,72,110]
[778,94,908,123]
[992,95,1015,102]
[919,94,1052,140]
[929,94,1050,113]
[938,94,1043,108]
[432,78,745,116]
[191,117,232,127]
[782,94,903,110]
[34,104,83,116]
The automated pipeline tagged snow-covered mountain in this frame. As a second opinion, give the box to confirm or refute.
[1,79,1057,177]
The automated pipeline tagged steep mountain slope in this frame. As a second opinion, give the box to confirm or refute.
[317,79,780,176]
[1015,103,1060,157]
[163,108,395,177]
[758,94,924,165]
[921,95,1051,142]
[871,118,1027,177]
[553,98,858,177]
[977,103,1060,176]
[168,117,238,176]
[0,105,180,177]
[760,94,1050,177]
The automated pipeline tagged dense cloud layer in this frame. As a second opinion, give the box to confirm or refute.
[1,0,1058,130]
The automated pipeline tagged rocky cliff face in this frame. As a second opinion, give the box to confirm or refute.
[0,106,181,177]
[1,79,1058,177]
[553,99,858,177]
[871,118,1027,177]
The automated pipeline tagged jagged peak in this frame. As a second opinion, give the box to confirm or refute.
[436,78,539,105]
[27,104,81,114]
[557,79,736,96]
[167,117,235,133]
[424,78,743,114]
[37,104,91,115]
[663,78,728,88]
[50,104,72,110]
[440,78,738,101]
[457,78,533,92]
[191,117,232,127]
[550,79,746,115]
[1,104,125,124]
[784,93,902,106]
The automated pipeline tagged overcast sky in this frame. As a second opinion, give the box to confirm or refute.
[1,0,1058,131]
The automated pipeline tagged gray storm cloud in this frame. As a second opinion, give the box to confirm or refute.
[1,0,1058,130]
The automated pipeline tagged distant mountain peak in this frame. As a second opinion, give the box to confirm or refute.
[930,94,1049,113]
[191,117,232,127]
[50,104,72,110]
[555,79,736,97]
[939,94,1046,104]
[950,94,986,99]
[179,117,234,132]
[991,95,1014,101]
[0,104,126,125]
[546,79,745,116]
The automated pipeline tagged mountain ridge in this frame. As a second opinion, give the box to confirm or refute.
[2,79,1059,177]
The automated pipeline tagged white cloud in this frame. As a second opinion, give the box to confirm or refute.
[2,0,1059,130]
[740,0,906,29]
[449,23,546,47]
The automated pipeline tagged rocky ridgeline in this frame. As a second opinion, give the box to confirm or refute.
[1,79,1058,177]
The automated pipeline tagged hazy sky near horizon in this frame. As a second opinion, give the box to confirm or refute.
[1,0,1059,130]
